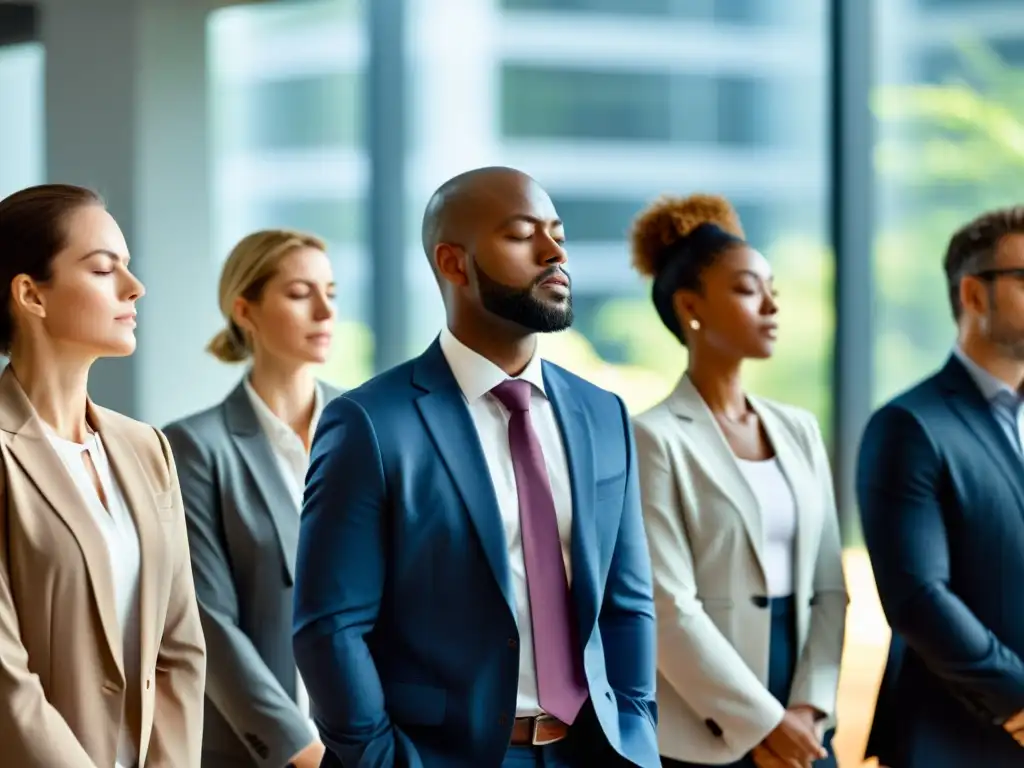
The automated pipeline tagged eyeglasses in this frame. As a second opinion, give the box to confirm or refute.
[971,268,1024,281]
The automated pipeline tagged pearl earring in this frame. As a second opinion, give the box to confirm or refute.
[689,319,700,331]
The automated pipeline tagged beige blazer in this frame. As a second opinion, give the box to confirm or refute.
[0,368,206,767]
[633,375,848,764]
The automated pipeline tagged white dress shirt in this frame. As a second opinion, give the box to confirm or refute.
[243,378,323,739]
[438,327,574,718]
[737,457,797,597]
[45,426,141,768]
[953,345,1024,457]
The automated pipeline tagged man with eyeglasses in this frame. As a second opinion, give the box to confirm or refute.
[857,206,1024,767]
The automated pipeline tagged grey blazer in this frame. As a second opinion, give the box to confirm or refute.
[163,379,341,768]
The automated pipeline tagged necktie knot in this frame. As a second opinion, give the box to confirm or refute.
[491,379,532,413]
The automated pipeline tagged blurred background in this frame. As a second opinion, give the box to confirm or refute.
[1,0,1021,763]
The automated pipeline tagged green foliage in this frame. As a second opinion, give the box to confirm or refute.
[315,320,374,390]
[873,39,1024,403]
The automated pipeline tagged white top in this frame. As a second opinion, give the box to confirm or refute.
[438,327,574,718]
[737,457,797,598]
[243,377,324,739]
[45,427,141,768]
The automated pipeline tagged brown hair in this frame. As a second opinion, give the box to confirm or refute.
[0,184,105,353]
[944,206,1024,320]
[208,229,327,363]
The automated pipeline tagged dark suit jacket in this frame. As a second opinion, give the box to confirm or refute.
[292,339,660,768]
[164,380,340,768]
[857,355,1024,767]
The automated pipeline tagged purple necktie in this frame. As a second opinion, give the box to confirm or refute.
[491,379,588,724]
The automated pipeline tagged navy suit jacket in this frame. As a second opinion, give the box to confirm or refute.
[857,355,1024,767]
[292,340,660,768]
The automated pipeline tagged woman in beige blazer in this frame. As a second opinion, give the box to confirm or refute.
[630,195,848,768]
[0,184,206,767]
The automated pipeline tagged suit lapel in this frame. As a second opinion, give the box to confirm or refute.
[667,375,768,583]
[542,364,600,640]
[940,356,1024,508]
[0,369,125,675]
[413,342,516,617]
[224,382,300,585]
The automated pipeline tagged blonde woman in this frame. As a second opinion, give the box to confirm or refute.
[163,230,339,768]
[0,184,206,767]
[630,196,848,768]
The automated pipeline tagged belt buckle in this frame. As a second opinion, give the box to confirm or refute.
[531,714,561,746]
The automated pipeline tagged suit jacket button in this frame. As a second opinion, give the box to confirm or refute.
[507,638,517,649]
[705,718,723,737]
[751,596,769,608]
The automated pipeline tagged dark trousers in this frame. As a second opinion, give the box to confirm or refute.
[662,596,837,768]
[502,743,577,767]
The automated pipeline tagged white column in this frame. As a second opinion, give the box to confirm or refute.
[41,0,237,427]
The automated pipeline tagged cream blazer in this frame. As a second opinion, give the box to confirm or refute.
[0,368,207,767]
[633,375,848,764]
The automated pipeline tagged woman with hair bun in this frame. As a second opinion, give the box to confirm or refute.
[630,195,847,768]
[163,229,339,768]
[0,184,206,767]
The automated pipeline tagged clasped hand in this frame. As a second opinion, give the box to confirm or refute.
[751,706,827,768]
[1003,709,1024,748]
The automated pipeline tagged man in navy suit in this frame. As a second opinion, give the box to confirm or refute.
[858,206,1024,767]
[292,166,659,767]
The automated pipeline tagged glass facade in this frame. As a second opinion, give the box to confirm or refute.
[209,0,830,424]
[207,0,372,389]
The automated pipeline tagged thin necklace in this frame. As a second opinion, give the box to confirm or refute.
[715,401,752,424]
[717,413,750,427]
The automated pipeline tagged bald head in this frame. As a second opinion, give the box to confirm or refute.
[418,165,570,333]
[420,166,538,270]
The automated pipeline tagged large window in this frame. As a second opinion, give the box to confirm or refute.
[499,0,771,24]
[501,66,772,146]
[0,41,43,198]
[207,0,371,389]
[405,0,831,433]
[873,7,1024,404]
[211,72,361,152]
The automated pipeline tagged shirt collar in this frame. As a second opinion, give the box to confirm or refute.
[953,345,1020,404]
[243,375,324,449]
[438,327,547,403]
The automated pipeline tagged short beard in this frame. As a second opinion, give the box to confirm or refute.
[988,315,1024,361]
[985,288,1024,360]
[473,258,574,333]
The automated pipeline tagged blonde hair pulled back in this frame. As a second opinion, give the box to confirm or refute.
[207,229,327,363]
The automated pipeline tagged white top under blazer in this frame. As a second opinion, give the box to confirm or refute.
[737,458,797,598]
[45,427,142,768]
